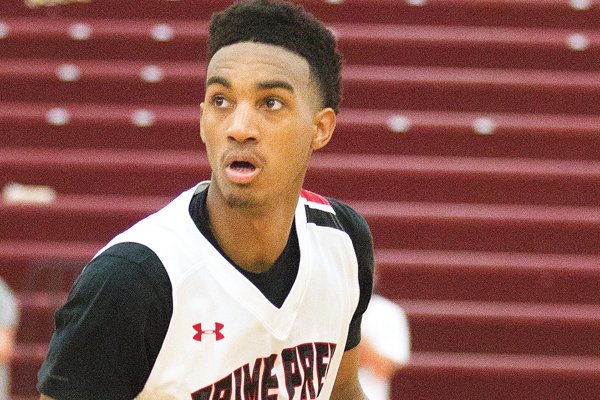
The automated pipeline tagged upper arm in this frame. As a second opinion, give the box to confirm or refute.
[330,347,369,400]
[329,198,375,351]
[327,200,374,400]
[37,243,172,400]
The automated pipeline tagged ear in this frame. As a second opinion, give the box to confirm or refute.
[199,102,206,143]
[311,108,336,151]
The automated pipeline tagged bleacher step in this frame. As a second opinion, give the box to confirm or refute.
[2,0,599,28]
[2,60,600,113]
[398,299,600,356]
[2,17,599,69]
[376,249,600,304]
[2,103,600,159]
[2,148,599,205]
[394,351,600,400]
[1,194,598,253]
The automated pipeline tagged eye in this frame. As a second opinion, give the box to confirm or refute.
[264,98,284,111]
[212,95,231,108]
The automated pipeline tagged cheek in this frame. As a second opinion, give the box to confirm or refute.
[200,116,221,146]
[199,116,209,143]
[277,122,315,164]
[199,121,222,165]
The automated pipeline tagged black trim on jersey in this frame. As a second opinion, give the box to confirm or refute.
[304,205,344,231]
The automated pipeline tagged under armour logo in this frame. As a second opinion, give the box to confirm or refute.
[193,322,225,342]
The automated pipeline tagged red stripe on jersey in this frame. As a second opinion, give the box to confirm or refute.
[301,189,330,205]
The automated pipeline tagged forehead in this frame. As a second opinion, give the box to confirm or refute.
[206,42,312,91]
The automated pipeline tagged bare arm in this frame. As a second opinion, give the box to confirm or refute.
[330,346,369,400]
[360,338,408,379]
[39,395,55,400]
[0,327,16,363]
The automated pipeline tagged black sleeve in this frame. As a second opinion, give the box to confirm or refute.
[37,242,173,400]
[328,198,374,351]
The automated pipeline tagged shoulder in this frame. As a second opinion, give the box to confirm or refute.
[88,242,167,281]
[301,189,372,240]
[76,242,172,310]
[300,189,373,262]
[328,197,374,259]
[328,198,371,239]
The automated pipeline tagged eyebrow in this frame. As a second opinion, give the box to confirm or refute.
[205,75,231,89]
[205,76,295,94]
[256,80,295,94]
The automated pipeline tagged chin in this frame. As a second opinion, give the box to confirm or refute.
[224,193,259,209]
[221,184,261,209]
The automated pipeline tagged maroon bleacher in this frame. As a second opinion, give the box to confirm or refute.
[2,104,600,159]
[1,0,599,399]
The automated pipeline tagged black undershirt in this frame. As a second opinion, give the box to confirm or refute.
[189,189,299,309]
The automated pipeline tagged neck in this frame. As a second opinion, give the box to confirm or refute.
[205,185,298,273]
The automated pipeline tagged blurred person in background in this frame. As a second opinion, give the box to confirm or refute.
[0,278,19,400]
[359,269,411,400]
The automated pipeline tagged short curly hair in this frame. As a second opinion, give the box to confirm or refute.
[207,0,343,113]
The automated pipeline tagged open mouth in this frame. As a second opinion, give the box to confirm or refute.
[230,160,256,171]
[225,159,260,184]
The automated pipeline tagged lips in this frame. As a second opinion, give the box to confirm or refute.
[224,154,262,184]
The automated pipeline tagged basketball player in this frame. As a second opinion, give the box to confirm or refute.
[37,1,374,399]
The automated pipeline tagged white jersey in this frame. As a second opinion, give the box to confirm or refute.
[96,182,361,399]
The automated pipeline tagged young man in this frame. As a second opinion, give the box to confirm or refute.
[37,1,374,399]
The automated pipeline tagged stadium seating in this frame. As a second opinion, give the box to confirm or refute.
[1,0,599,398]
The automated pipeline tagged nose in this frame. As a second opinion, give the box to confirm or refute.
[227,102,259,143]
